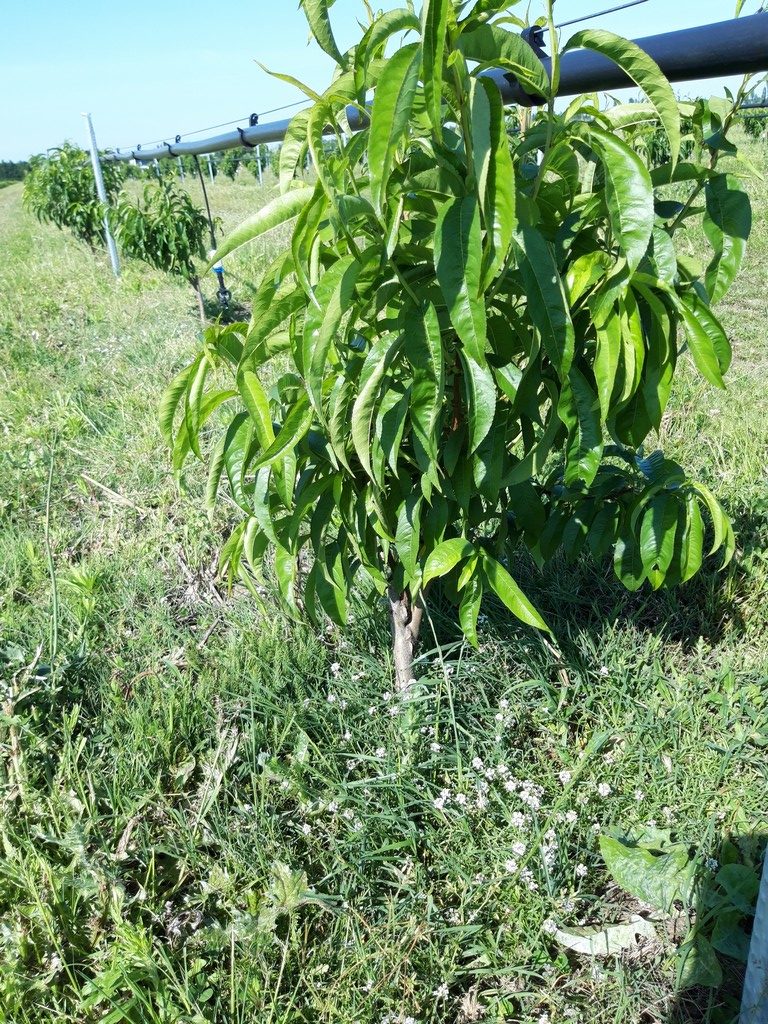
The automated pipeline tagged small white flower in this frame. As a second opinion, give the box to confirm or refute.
[330,662,341,677]
[472,756,484,770]
[499,698,510,709]
[504,778,516,793]
[475,795,488,811]
[327,801,339,814]
[512,841,527,857]
[565,810,578,824]
[326,693,337,704]
[634,788,645,802]
[504,858,519,873]
[433,983,450,999]
[706,857,719,872]
[430,742,442,753]
[454,793,468,806]
[575,863,588,878]
[597,782,612,798]
[497,763,509,776]
[375,747,386,758]
[599,665,610,676]
[302,822,312,836]
[559,770,572,785]
[543,918,558,935]
[495,712,504,722]
[343,731,352,741]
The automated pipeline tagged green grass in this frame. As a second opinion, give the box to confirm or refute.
[0,149,767,1024]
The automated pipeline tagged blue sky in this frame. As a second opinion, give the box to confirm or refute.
[0,0,756,160]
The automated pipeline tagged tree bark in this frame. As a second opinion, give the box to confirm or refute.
[387,585,425,691]
[191,277,206,326]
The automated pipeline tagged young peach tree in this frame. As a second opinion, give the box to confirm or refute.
[164,0,751,687]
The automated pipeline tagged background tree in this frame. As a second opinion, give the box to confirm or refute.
[109,176,210,321]
[166,0,752,687]
[23,143,124,249]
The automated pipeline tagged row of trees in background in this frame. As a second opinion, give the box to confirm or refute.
[0,160,29,182]
[23,144,210,318]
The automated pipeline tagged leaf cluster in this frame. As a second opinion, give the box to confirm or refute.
[23,143,124,249]
[165,0,752,643]
[108,177,210,285]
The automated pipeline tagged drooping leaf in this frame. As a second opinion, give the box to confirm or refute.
[422,0,449,133]
[470,77,517,288]
[480,551,550,632]
[703,173,752,304]
[351,335,402,481]
[516,228,575,378]
[558,366,603,488]
[435,195,487,364]
[299,0,345,67]
[677,292,732,389]
[423,538,475,584]
[368,42,422,215]
[459,350,496,454]
[588,125,654,272]
[252,392,313,472]
[458,25,550,99]
[639,492,679,589]
[209,189,314,264]
[564,29,681,166]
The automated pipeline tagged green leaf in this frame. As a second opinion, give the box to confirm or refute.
[222,412,253,511]
[588,125,654,272]
[299,0,345,67]
[252,392,313,472]
[678,493,704,583]
[471,77,516,288]
[703,173,752,304]
[395,493,422,586]
[209,188,314,264]
[303,255,360,408]
[564,29,681,166]
[435,196,487,364]
[677,291,731,389]
[459,350,496,454]
[600,834,696,913]
[716,864,760,915]
[368,42,421,215]
[242,287,307,365]
[422,0,449,133]
[423,538,475,585]
[459,572,483,648]
[404,301,445,461]
[515,228,574,378]
[238,370,274,449]
[351,335,402,481]
[480,551,550,633]
[640,492,679,589]
[280,109,311,193]
[558,366,603,488]
[677,936,723,990]
[458,25,550,99]
[159,359,197,447]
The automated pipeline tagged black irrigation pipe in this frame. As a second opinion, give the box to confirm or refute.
[104,12,768,163]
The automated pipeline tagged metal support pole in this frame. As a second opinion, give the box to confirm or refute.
[178,157,185,182]
[741,851,768,1022]
[82,113,120,278]
[206,154,214,185]
[257,154,263,186]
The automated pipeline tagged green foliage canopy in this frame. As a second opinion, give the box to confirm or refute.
[165,0,752,664]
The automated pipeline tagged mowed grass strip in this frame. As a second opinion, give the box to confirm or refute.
[0,142,766,1024]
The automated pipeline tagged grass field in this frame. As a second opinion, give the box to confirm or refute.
[0,140,767,1024]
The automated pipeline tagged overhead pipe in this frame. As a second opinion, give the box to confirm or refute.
[105,12,768,163]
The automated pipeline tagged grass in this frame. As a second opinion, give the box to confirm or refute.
[0,141,767,1024]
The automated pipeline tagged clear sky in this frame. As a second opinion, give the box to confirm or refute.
[0,0,758,161]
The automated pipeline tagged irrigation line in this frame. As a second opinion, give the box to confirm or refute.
[103,12,768,163]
